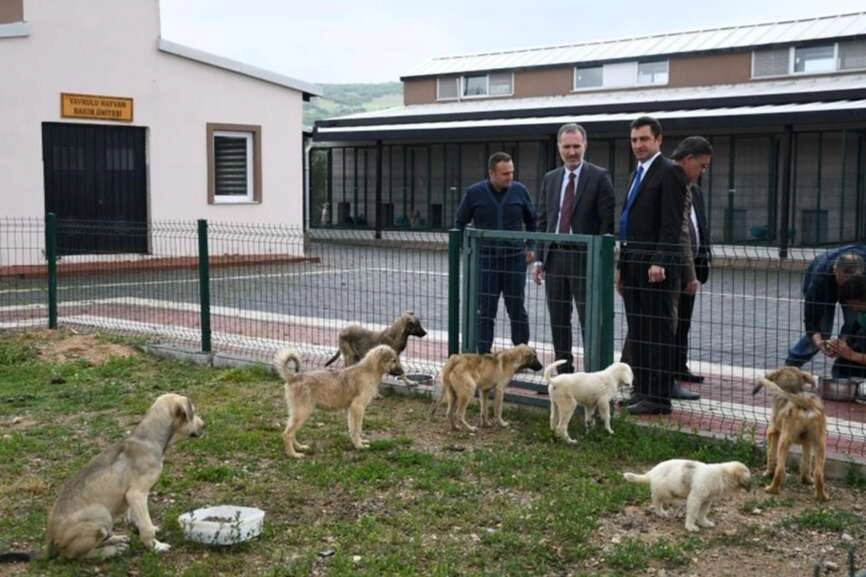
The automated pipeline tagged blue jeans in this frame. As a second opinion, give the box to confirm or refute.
[476,250,529,354]
[785,304,857,367]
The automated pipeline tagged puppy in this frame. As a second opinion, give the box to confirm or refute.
[753,367,828,501]
[546,360,633,442]
[623,459,751,532]
[275,344,404,458]
[437,345,543,432]
[324,311,427,368]
[45,394,204,560]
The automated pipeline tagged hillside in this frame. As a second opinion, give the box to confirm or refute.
[304,82,403,128]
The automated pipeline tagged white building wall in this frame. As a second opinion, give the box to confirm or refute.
[0,0,305,230]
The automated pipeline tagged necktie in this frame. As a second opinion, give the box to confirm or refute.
[689,213,698,256]
[618,164,644,241]
[558,172,576,234]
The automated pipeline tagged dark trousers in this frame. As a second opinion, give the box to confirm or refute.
[674,291,696,374]
[621,261,678,405]
[544,248,587,373]
[477,250,529,354]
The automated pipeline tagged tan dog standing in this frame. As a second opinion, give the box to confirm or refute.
[546,360,633,442]
[624,459,752,532]
[324,311,427,368]
[46,394,204,560]
[275,344,404,458]
[752,367,828,501]
[437,345,543,432]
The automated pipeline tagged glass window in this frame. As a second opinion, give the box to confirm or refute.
[489,72,513,96]
[213,131,253,202]
[794,44,835,74]
[839,39,866,70]
[637,60,668,85]
[463,74,487,97]
[437,77,459,100]
[753,47,789,77]
[575,66,603,89]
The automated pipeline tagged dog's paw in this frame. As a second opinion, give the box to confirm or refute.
[763,484,779,494]
[698,519,715,528]
[817,490,830,502]
[685,524,700,532]
[497,420,510,428]
[294,443,311,451]
[152,540,171,553]
[287,451,305,459]
[566,437,578,445]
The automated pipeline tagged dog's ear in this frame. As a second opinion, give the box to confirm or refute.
[764,368,783,383]
[796,368,816,385]
[174,397,193,422]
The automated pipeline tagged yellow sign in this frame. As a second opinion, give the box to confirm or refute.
[60,93,133,122]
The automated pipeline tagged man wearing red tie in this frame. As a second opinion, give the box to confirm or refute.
[533,123,615,375]
[617,116,688,415]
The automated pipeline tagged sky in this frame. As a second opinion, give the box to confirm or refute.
[160,0,866,85]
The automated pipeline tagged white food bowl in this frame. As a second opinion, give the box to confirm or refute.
[178,505,265,545]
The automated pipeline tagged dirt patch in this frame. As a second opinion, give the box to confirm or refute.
[36,333,137,365]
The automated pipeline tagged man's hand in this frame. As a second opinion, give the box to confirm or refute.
[532,263,543,286]
[648,265,666,283]
[684,280,700,295]
[812,334,836,358]
[525,250,535,265]
[827,338,851,360]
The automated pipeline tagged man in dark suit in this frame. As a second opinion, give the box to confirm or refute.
[671,136,714,393]
[532,123,615,374]
[617,116,688,416]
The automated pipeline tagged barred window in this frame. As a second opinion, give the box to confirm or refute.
[839,39,866,70]
[437,77,459,100]
[207,124,261,204]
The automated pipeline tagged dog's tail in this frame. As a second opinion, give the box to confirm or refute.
[323,350,340,367]
[0,552,35,563]
[755,377,816,410]
[543,359,568,384]
[429,357,455,419]
[623,472,650,484]
[273,349,302,382]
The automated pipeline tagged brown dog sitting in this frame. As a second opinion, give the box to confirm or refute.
[436,345,543,432]
[752,367,828,501]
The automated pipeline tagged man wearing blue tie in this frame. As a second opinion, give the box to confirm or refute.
[617,116,688,416]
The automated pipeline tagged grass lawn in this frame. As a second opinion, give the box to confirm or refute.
[1,330,864,577]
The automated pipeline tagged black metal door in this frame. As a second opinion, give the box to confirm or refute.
[42,122,148,255]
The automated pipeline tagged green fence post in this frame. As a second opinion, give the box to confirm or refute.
[448,229,461,356]
[599,234,615,368]
[585,237,600,372]
[461,230,480,353]
[45,213,57,329]
[197,219,211,353]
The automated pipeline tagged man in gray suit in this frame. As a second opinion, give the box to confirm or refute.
[532,123,615,374]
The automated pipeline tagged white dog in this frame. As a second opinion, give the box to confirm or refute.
[546,360,633,442]
[623,459,752,532]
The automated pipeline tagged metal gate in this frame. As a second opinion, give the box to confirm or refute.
[42,122,148,255]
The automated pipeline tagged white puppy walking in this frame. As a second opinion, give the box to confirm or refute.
[546,360,633,442]
[623,459,752,532]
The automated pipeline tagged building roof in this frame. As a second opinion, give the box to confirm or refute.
[402,11,866,78]
[314,99,866,141]
[158,38,321,99]
[318,72,866,126]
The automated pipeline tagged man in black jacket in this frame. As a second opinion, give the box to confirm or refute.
[617,116,688,416]
[532,123,616,374]
[671,136,714,393]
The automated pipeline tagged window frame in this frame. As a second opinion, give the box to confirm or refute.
[751,42,853,79]
[792,43,837,75]
[436,76,460,101]
[573,65,604,91]
[207,123,262,205]
[435,72,514,101]
[636,59,669,86]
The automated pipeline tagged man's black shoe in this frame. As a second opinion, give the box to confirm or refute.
[626,400,672,416]
[670,385,701,401]
[679,371,705,384]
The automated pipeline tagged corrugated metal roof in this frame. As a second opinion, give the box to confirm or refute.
[403,12,866,78]
[315,99,866,138]
[326,73,866,123]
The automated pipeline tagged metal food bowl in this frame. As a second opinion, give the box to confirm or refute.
[820,377,859,402]
[404,373,433,385]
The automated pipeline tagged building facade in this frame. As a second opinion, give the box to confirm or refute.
[1,0,318,259]
[311,12,866,249]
